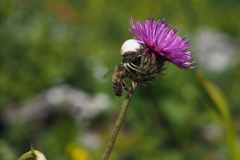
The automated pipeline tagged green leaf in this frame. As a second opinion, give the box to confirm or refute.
[197,72,240,160]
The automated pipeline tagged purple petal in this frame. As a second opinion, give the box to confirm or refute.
[129,16,196,69]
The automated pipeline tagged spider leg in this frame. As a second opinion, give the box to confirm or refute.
[123,63,135,77]
[124,62,144,73]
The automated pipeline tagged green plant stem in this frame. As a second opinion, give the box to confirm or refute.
[18,145,46,160]
[18,151,33,160]
[102,81,138,160]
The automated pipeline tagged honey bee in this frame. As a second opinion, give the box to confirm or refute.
[103,39,143,96]
[103,63,128,96]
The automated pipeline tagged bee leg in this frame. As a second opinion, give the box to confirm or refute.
[122,81,129,93]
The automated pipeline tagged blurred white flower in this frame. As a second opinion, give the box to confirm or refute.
[194,27,238,72]
[2,85,110,125]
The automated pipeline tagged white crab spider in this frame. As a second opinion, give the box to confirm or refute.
[120,39,144,75]
[121,39,141,59]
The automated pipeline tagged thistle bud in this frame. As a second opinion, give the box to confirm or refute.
[124,49,166,84]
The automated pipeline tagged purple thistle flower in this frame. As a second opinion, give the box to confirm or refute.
[129,15,195,69]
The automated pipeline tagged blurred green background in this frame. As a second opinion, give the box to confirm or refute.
[1,0,240,160]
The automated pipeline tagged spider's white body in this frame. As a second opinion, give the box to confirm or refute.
[120,39,141,59]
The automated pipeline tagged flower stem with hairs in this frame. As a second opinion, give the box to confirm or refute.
[102,81,138,160]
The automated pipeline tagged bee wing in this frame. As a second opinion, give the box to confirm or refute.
[103,69,114,79]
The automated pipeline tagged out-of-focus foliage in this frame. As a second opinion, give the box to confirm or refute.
[0,0,240,160]
[197,73,240,160]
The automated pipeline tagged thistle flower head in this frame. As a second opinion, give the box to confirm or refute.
[115,16,196,86]
[129,15,195,69]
